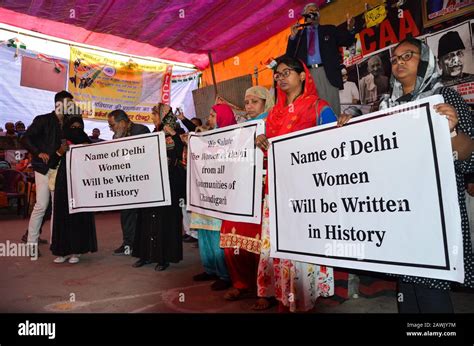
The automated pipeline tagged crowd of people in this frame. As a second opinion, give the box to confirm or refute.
[0,120,26,138]
[5,2,473,314]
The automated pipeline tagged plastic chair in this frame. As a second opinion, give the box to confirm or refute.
[0,161,11,169]
[0,169,28,218]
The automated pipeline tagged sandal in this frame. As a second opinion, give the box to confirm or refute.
[251,297,277,311]
[224,288,253,301]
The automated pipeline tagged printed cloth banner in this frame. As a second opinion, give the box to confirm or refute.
[66,133,171,213]
[187,120,265,224]
[268,96,464,282]
[68,46,169,123]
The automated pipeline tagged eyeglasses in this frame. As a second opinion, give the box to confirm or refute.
[390,51,419,65]
[274,68,295,81]
[442,50,464,61]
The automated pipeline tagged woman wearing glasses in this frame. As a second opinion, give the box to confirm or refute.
[255,56,350,312]
[379,37,474,312]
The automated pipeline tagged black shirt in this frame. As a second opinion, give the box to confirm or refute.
[21,111,62,175]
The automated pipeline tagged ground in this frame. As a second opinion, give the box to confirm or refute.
[0,211,473,313]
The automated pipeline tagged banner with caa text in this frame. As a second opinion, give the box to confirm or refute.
[66,133,171,213]
[269,96,464,282]
[187,120,265,224]
[68,46,170,123]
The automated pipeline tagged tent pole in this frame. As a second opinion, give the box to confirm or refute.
[208,51,218,98]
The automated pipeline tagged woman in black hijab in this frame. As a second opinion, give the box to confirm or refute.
[132,103,184,271]
[49,116,97,264]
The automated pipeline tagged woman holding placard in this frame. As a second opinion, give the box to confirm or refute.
[255,56,350,312]
[49,116,97,264]
[131,103,185,271]
[379,37,474,312]
[219,86,274,305]
[191,104,236,290]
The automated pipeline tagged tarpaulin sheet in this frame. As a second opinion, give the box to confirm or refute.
[0,0,327,69]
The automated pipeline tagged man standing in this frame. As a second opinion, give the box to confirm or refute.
[286,3,356,115]
[107,113,116,139]
[438,31,473,86]
[108,109,150,255]
[89,128,104,143]
[21,90,74,256]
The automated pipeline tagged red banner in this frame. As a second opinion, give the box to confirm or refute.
[161,65,173,105]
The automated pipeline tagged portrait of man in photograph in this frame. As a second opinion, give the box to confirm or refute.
[438,30,473,85]
[359,53,390,104]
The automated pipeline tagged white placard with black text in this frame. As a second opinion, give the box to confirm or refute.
[187,120,265,224]
[66,132,171,213]
[269,95,464,282]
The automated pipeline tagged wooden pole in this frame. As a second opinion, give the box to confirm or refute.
[208,51,218,98]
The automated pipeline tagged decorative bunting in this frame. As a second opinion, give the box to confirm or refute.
[1,37,27,59]
[36,53,65,73]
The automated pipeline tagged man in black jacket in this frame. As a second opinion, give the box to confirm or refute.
[21,90,74,255]
[108,109,151,255]
[286,3,356,115]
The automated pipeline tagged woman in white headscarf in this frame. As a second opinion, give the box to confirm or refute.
[380,37,474,312]
[219,86,275,305]
[242,86,275,120]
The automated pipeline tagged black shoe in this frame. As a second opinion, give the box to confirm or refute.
[211,279,232,291]
[155,262,169,271]
[132,259,151,268]
[183,235,198,243]
[193,272,218,281]
[113,245,132,256]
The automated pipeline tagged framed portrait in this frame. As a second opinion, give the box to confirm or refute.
[422,0,473,28]
[425,21,474,85]
[357,49,392,105]
[425,21,474,103]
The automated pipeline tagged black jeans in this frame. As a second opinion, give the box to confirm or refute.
[120,209,138,247]
[398,281,453,313]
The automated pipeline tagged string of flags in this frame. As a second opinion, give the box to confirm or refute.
[6,38,26,50]
[36,53,65,73]
[0,37,27,58]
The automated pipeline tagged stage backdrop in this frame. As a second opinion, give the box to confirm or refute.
[66,132,171,213]
[187,120,265,224]
[268,95,464,283]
